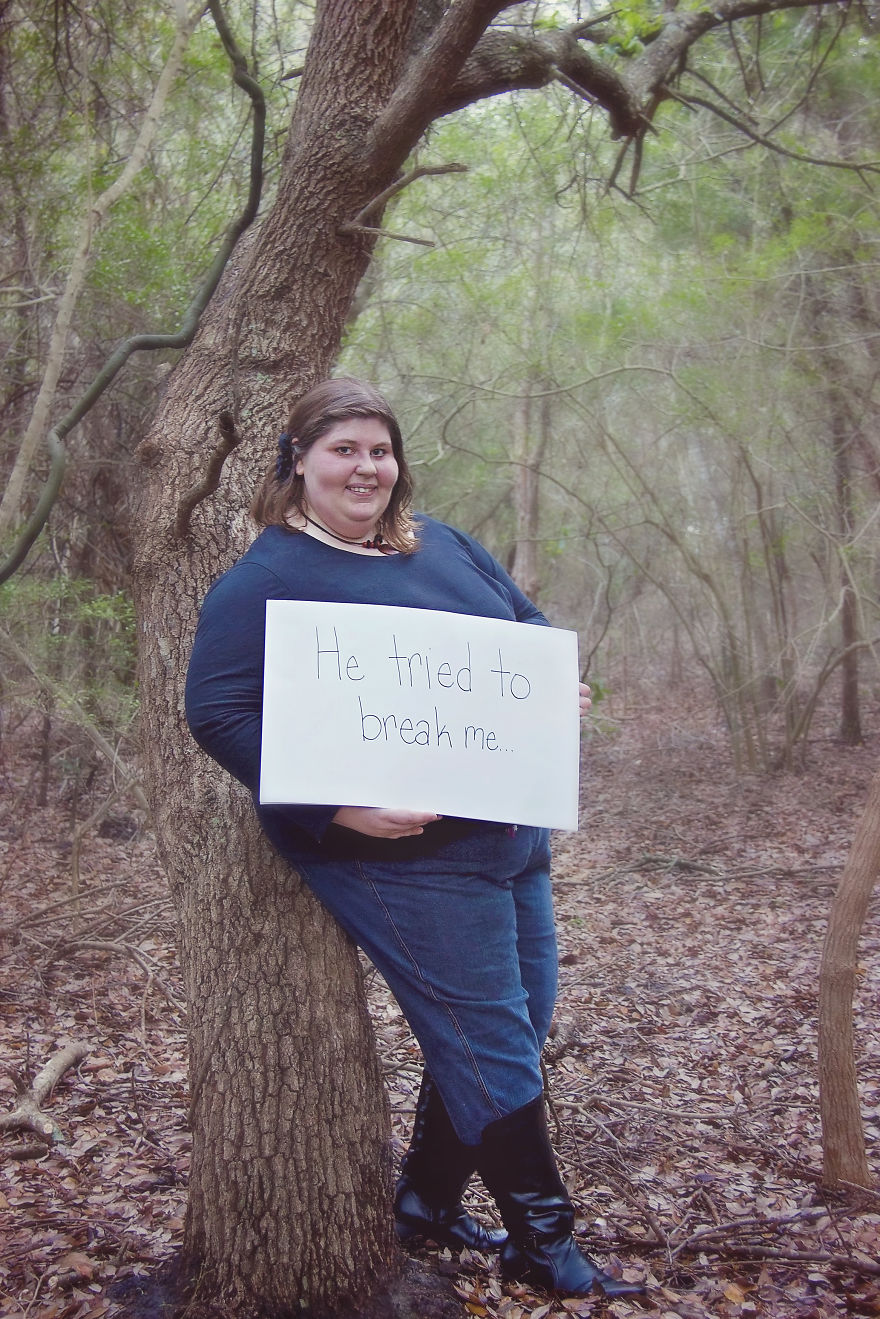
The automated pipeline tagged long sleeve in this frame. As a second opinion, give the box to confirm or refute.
[445,526,549,627]
[185,562,338,842]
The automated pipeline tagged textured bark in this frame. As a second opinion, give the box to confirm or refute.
[130,3,425,1311]
[818,768,878,1190]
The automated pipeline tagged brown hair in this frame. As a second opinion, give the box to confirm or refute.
[250,377,418,553]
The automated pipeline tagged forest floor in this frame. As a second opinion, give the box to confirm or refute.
[1,691,879,1319]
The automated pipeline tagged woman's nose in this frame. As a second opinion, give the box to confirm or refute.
[355,451,376,473]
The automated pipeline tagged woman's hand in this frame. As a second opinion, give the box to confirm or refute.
[579,682,592,718]
[332,806,440,838]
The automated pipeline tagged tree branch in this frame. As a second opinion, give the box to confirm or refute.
[0,628,149,812]
[624,0,837,102]
[366,0,517,167]
[0,0,204,537]
[666,86,880,174]
[0,0,266,586]
[434,28,644,139]
[338,161,469,248]
[0,1042,89,1157]
[415,0,847,151]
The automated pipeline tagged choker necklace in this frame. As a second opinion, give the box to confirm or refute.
[303,514,386,550]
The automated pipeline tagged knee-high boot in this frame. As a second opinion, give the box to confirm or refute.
[478,1096,643,1297]
[394,1072,507,1252]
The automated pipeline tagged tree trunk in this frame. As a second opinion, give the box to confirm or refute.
[510,384,549,604]
[818,766,878,1190]
[832,398,863,746]
[129,2,428,1309]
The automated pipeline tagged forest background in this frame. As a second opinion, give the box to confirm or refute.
[1,1,879,1317]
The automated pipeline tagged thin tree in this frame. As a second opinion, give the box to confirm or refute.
[818,767,878,1189]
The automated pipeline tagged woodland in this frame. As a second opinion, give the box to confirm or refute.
[1,0,879,1317]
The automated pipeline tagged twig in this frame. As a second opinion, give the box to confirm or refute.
[339,162,468,248]
[670,1205,832,1256]
[662,84,880,176]
[580,1094,729,1122]
[0,629,149,812]
[5,878,137,932]
[48,938,184,1012]
[691,1243,880,1275]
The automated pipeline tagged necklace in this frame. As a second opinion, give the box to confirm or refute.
[303,513,386,550]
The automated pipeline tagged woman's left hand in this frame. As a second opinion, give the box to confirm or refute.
[579,682,592,718]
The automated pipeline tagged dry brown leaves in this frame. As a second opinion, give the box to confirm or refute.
[1,697,879,1319]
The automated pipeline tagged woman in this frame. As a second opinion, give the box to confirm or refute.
[185,377,640,1299]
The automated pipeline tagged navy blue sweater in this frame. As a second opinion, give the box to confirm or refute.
[185,515,547,859]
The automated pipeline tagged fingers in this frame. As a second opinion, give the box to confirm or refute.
[377,809,440,837]
[579,681,592,717]
[331,805,440,838]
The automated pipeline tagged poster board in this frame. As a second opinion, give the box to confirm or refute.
[260,601,580,830]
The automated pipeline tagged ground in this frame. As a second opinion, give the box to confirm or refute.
[1,692,878,1318]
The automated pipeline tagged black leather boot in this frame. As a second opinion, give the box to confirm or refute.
[394,1072,507,1252]
[478,1096,644,1297]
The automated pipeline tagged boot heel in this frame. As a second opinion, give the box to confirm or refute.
[478,1098,644,1299]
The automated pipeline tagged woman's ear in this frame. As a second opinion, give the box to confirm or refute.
[293,440,304,477]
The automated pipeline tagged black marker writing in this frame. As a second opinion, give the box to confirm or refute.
[489,649,531,699]
[387,636,472,693]
[315,627,363,681]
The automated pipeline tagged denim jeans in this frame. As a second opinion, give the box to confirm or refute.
[295,823,557,1146]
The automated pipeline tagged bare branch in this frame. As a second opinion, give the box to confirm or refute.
[0,628,149,812]
[339,161,469,249]
[625,0,839,104]
[0,0,266,586]
[0,1,204,536]
[366,0,519,166]
[435,28,643,139]
[665,86,880,174]
[0,1042,89,1156]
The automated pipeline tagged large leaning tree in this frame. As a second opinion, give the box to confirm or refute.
[121,0,866,1313]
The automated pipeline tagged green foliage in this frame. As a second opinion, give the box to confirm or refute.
[341,12,880,765]
[3,0,877,776]
[0,574,138,707]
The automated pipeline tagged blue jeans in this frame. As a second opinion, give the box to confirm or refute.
[295,824,557,1146]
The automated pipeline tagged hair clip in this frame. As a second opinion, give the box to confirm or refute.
[275,431,293,482]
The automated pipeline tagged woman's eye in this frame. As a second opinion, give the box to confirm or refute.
[372,448,388,457]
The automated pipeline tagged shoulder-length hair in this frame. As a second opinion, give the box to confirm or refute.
[250,377,418,553]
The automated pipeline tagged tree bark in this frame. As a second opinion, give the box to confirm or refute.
[130,3,427,1310]
[818,767,878,1189]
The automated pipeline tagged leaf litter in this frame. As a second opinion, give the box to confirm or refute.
[1,697,878,1318]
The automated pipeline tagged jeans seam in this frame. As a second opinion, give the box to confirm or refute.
[356,862,506,1123]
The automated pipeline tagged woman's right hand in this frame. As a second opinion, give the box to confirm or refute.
[332,806,440,838]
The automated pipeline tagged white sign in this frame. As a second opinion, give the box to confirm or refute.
[260,601,580,830]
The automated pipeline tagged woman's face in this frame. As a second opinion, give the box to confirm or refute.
[295,417,399,537]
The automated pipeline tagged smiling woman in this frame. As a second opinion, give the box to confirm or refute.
[185,376,636,1300]
[250,377,418,554]
[292,417,399,548]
